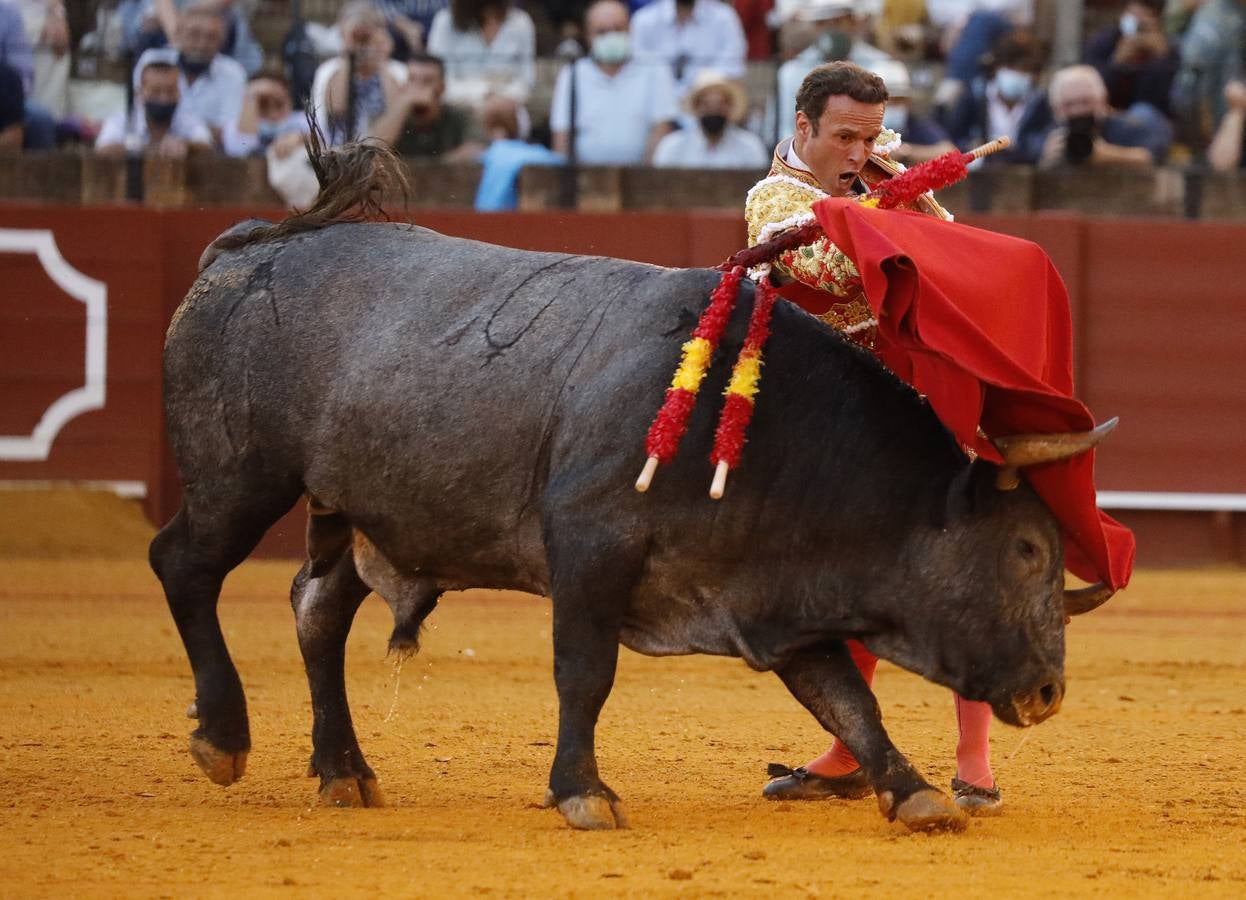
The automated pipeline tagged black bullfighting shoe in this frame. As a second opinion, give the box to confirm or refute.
[951,777,1003,816]
[762,763,873,801]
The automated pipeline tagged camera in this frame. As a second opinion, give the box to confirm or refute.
[1064,115,1098,165]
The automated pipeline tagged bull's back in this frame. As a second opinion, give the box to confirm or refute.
[166,222,719,588]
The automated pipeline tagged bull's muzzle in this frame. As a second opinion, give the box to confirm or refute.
[1011,678,1064,726]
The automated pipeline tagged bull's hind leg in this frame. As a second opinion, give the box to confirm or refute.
[776,641,968,833]
[150,483,300,786]
[290,555,384,808]
[542,529,640,830]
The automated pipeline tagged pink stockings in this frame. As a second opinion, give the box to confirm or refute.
[803,640,995,789]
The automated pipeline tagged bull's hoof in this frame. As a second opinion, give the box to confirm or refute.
[878,788,968,833]
[319,776,386,808]
[189,735,247,786]
[543,790,629,830]
[186,700,198,719]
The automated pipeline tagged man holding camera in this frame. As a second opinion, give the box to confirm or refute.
[1038,64,1172,168]
[369,53,483,160]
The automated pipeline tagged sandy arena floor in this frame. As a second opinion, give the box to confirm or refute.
[1,493,1244,897]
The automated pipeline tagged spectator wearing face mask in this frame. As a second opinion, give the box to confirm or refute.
[550,0,678,164]
[943,29,1052,164]
[1084,0,1179,118]
[96,57,213,157]
[118,0,263,77]
[652,68,767,168]
[368,52,484,159]
[1038,63,1172,168]
[629,0,747,100]
[132,3,247,148]
[223,74,308,158]
[767,1,897,142]
[868,59,956,164]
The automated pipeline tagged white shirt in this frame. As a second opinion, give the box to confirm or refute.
[985,83,1027,146]
[95,104,213,150]
[630,0,746,99]
[653,123,769,169]
[133,48,246,133]
[550,57,679,165]
[426,6,535,107]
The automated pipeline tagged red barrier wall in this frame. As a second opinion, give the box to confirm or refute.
[3,204,1244,564]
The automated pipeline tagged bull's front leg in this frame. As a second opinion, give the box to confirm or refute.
[776,641,968,832]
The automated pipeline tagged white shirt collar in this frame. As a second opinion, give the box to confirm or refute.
[783,138,812,173]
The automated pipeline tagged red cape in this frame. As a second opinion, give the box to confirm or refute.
[811,198,1135,589]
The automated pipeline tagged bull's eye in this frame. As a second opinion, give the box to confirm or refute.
[1017,538,1039,561]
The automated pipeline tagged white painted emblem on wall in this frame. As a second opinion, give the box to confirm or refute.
[0,229,108,461]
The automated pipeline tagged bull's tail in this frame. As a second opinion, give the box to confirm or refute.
[201,111,410,267]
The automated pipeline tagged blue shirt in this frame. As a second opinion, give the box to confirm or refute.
[475,139,564,211]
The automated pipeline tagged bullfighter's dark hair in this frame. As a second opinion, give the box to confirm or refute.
[204,109,410,258]
[796,62,888,131]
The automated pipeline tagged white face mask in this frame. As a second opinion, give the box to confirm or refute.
[590,30,630,66]
[994,68,1033,102]
[1119,12,1139,36]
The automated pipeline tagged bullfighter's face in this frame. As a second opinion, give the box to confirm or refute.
[794,94,884,197]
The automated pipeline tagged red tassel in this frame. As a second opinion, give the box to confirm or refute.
[710,280,780,470]
[871,151,971,209]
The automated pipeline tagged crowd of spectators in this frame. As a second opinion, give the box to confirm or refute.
[3,0,1246,209]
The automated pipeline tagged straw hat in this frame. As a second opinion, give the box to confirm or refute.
[684,70,749,123]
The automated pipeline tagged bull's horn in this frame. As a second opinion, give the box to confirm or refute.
[1064,581,1114,617]
[993,417,1120,490]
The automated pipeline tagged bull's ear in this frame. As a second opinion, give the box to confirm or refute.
[932,461,990,528]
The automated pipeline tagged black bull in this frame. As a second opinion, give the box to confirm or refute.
[152,219,1112,833]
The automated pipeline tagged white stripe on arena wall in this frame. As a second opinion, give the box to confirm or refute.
[0,480,146,499]
[0,228,108,462]
[1097,491,1246,512]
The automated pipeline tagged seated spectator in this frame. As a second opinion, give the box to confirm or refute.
[1039,64,1173,167]
[0,57,22,150]
[1084,0,1179,118]
[943,29,1052,164]
[426,0,536,108]
[550,0,678,164]
[475,94,563,210]
[133,3,247,147]
[311,1,409,146]
[223,74,308,157]
[1208,78,1246,169]
[768,1,896,141]
[13,0,70,118]
[630,0,747,100]
[119,0,263,77]
[1171,0,1243,131]
[869,58,957,163]
[1,0,54,148]
[373,0,450,60]
[96,57,213,157]
[266,128,320,208]
[368,52,483,159]
[652,68,767,167]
